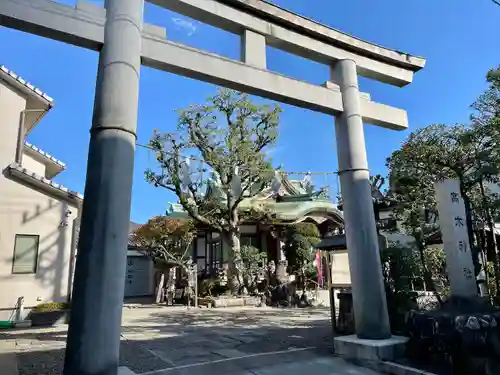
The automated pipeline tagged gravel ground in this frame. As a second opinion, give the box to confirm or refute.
[0,306,333,375]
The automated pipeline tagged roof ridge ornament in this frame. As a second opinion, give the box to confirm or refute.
[180,156,191,190]
[271,170,282,196]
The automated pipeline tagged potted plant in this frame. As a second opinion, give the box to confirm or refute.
[29,302,70,327]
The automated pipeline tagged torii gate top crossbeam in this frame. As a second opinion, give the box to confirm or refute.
[149,0,425,86]
[0,0,425,130]
[218,0,425,71]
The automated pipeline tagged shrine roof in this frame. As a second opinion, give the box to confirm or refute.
[166,193,343,225]
[167,170,343,225]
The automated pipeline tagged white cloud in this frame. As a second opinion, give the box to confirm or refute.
[171,17,197,36]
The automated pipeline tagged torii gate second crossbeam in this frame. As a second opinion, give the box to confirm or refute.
[0,1,426,374]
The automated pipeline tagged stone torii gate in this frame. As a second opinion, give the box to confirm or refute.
[1,0,425,373]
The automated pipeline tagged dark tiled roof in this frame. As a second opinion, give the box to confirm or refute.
[0,65,54,103]
[129,221,142,234]
[6,162,83,201]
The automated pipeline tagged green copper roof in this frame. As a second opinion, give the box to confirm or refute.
[238,199,343,224]
[166,196,343,225]
[165,172,343,225]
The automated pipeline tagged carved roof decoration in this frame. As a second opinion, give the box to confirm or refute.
[167,169,343,225]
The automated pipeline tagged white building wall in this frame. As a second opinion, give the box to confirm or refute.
[0,80,78,321]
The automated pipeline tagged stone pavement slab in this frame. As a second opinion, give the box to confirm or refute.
[249,357,380,375]
[119,367,138,375]
[143,350,380,375]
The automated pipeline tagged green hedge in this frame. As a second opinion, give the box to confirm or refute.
[33,302,70,312]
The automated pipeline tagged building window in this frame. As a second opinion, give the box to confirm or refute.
[12,234,40,274]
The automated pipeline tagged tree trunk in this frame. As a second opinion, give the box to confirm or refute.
[418,242,443,305]
[479,178,500,298]
[477,229,491,297]
[226,228,243,295]
[415,211,442,304]
[460,181,481,280]
[460,185,476,254]
[301,268,307,294]
[155,272,165,304]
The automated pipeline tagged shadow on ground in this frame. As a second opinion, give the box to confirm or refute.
[0,307,336,375]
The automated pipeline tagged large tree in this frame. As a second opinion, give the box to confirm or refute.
[470,66,500,295]
[471,66,500,123]
[387,124,494,280]
[387,67,500,297]
[145,89,281,294]
[388,124,475,242]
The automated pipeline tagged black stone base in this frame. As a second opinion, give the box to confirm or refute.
[265,283,312,308]
[29,310,70,327]
[405,297,500,375]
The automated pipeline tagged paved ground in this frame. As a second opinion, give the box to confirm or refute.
[0,306,379,375]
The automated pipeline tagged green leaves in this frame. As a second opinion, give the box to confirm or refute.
[387,66,500,240]
[240,245,267,274]
[145,88,282,233]
[130,217,196,268]
[283,223,320,274]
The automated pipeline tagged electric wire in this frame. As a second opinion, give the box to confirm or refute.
[136,142,339,176]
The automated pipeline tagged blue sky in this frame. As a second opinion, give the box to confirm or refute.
[1,0,499,224]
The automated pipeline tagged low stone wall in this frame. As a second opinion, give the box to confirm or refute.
[211,296,260,308]
[29,310,70,327]
[406,298,500,375]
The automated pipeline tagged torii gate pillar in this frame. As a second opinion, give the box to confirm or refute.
[333,59,391,339]
[63,1,143,374]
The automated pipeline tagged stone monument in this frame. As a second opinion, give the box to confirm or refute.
[405,178,500,374]
[434,178,477,298]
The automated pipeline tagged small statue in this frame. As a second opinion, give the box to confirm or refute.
[217,265,228,286]
[267,261,276,276]
[276,260,288,284]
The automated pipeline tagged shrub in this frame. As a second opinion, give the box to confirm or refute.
[240,245,267,292]
[380,244,449,333]
[380,244,421,333]
[283,223,320,276]
[33,302,69,312]
[198,274,230,297]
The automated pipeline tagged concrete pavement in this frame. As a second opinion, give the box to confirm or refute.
[0,340,18,375]
[0,306,381,375]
